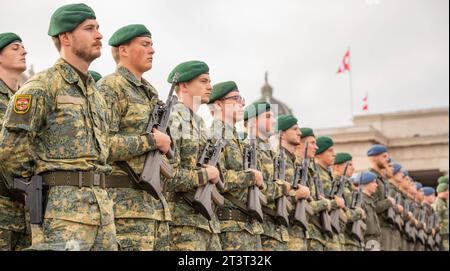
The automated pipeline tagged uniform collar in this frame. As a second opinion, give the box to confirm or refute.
[55,58,96,93]
[0,79,14,96]
[117,66,146,87]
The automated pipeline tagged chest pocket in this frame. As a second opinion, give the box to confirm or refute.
[123,95,154,134]
[179,132,202,170]
[45,95,91,159]
[224,140,244,170]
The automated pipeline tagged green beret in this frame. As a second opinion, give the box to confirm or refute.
[316,136,334,155]
[334,152,352,165]
[48,3,96,36]
[108,24,152,47]
[277,115,298,132]
[437,183,449,193]
[300,127,314,139]
[244,101,271,122]
[0,32,22,51]
[438,176,449,185]
[88,70,102,82]
[167,60,209,83]
[209,81,238,104]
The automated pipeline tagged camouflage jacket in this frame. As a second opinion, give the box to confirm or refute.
[305,163,332,245]
[370,168,394,227]
[97,66,171,222]
[0,79,27,232]
[0,79,14,131]
[362,192,381,241]
[166,102,220,233]
[333,173,365,246]
[432,198,449,235]
[255,136,289,242]
[282,147,309,237]
[209,120,262,235]
[0,58,113,226]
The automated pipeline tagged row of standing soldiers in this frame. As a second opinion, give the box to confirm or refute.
[0,3,448,251]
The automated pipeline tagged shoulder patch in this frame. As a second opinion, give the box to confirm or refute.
[13,94,32,114]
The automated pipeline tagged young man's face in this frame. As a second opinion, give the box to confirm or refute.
[424,195,435,205]
[301,136,318,159]
[122,36,155,73]
[374,152,389,170]
[216,91,245,123]
[317,147,336,167]
[281,124,301,147]
[0,42,27,73]
[184,73,212,104]
[367,181,378,195]
[66,19,103,63]
[394,172,404,183]
[255,111,275,136]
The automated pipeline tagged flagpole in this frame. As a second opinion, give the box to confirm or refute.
[348,47,354,121]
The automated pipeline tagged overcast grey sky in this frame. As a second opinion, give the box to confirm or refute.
[1,0,448,128]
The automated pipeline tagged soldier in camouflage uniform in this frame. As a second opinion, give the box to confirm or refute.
[0,4,117,251]
[0,32,30,251]
[299,128,332,251]
[208,81,265,251]
[244,102,289,251]
[360,171,382,251]
[385,161,403,251]
[166,60,222,251]
[367,145,396,251]
[413,183,426,251]
[276,115,311,251]
[421,187,437,251]
[391,163,412,251]
[314,136,346,251]
[332,153,366,251]
[97,24,172,251]
[433,176,448,251]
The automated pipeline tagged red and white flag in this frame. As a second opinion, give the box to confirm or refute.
[362,93,369,111]
[337,49,351,74]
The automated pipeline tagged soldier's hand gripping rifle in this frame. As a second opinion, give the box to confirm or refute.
[273,138,292,227]
[426,211,436,250]
[403,198,416,242]
[329,162,349,234]
[137,73,179,199]
[292,142,312,231]
[243,137,267,222]
[416,207,427,245]
[193,139,227,220]
[350,186,367,243]
[312,160,333,238]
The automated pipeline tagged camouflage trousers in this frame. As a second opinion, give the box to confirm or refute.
[261,235,289,251]
[0,228,30,251]
[169,225,222,251]
[0,196,30,251]
[115,218,170,251]
[220,231,262,251]
[441,236,449,251]
[287,225,308,251]
[307,238,326,251]
[380,225,401,251]
[28,218,118,251]
[325,234,342,251]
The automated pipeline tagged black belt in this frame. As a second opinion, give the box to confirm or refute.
[42,171,106,189]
